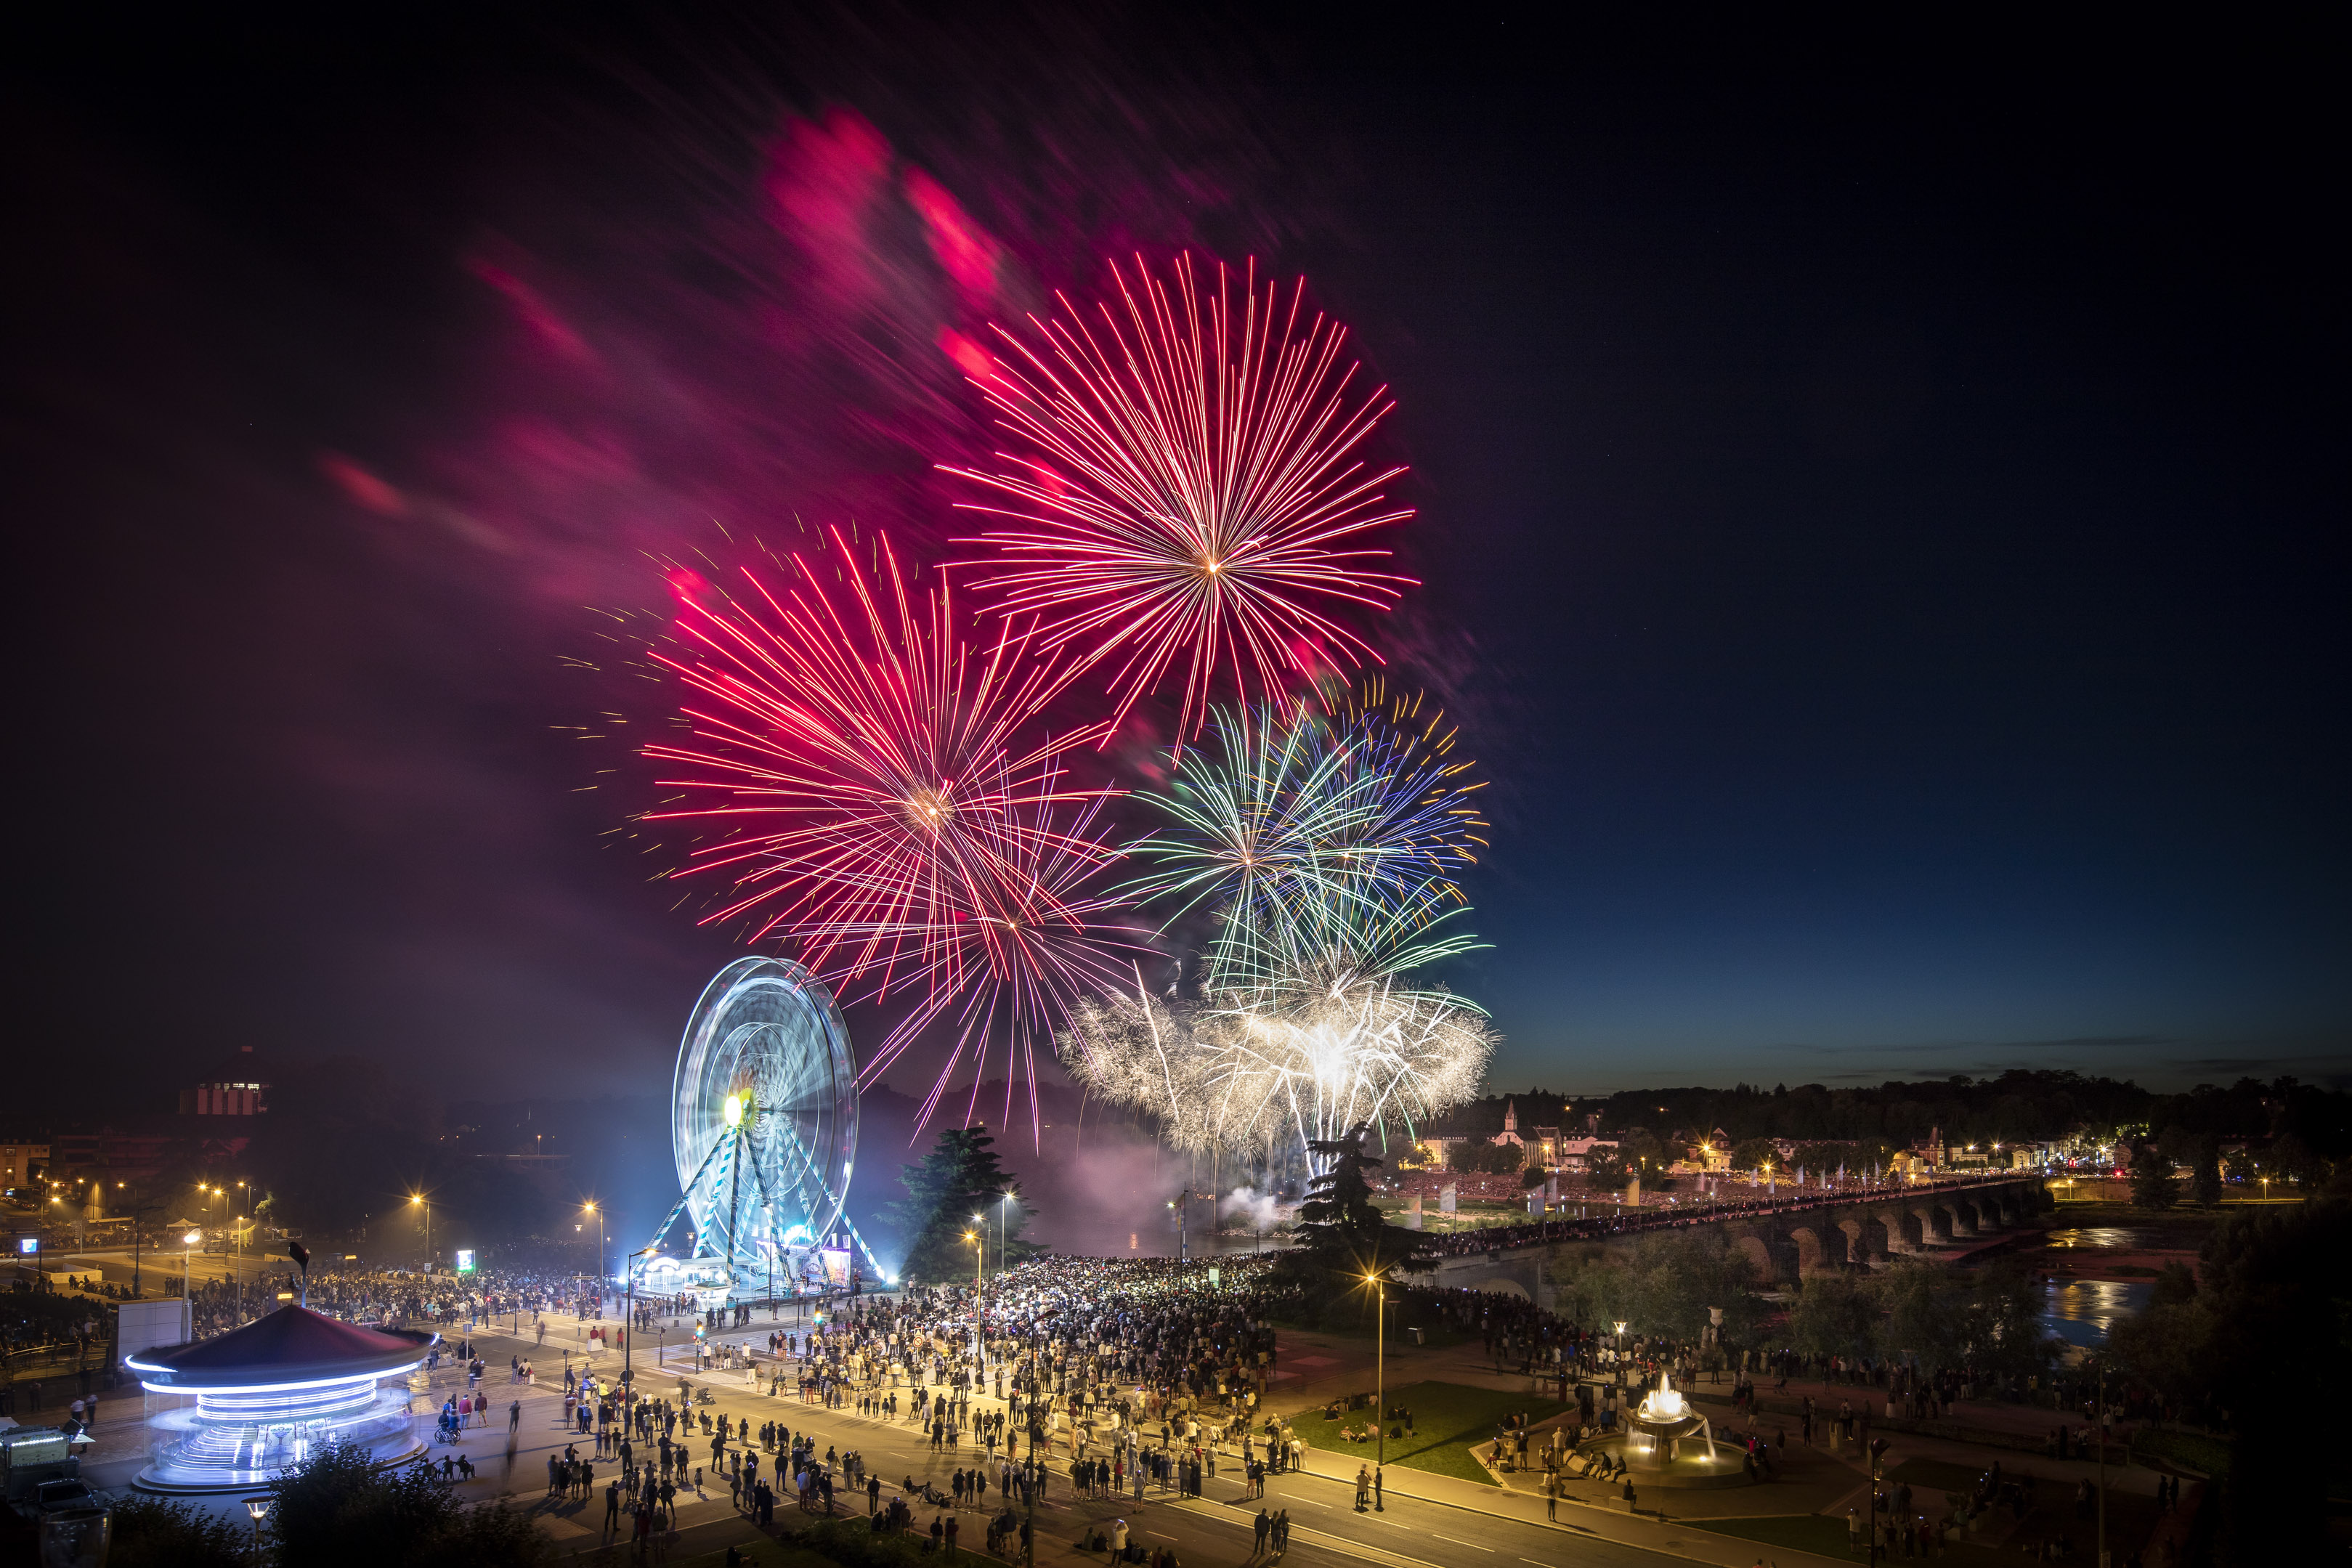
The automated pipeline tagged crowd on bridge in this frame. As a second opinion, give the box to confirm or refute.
[1419,1171,2031,1257]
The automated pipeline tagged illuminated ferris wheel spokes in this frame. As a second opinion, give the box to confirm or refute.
[648,956,874,1293]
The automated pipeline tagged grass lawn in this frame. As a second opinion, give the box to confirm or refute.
[1288,1380,1562,1488]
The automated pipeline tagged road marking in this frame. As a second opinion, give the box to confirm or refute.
[1432,1536,1493,1552]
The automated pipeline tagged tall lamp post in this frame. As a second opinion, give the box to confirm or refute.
[410,1193,432,1269]
[583,1202,604,1282]
[966,1227,983,1367]
[182,1230,201,1301]
[1365,1271,1387,1510]
[1167,1190,1204,1262]
[623,1244,659,1390]
[232,1181,248,1317]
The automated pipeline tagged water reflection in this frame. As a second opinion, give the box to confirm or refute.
[2044,1227,2168,1250]
[2040,1278,2152,1347]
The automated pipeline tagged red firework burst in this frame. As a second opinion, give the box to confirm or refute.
[944,254,1418,739]
[816,768,1144,1139]
[641,527,1136,1137]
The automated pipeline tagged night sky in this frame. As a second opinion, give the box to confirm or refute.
[9,8,2345,1112]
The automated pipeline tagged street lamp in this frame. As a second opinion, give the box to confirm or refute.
[244,1496,270,1565]
[233,1181,249,1316]
[583,1201,604,1281]
[1364,1271,1387,1509]
[623,1244,660,1389]
[1000,1190,1017,1275]
[966,1230,983,1365]
[183,1230,202,1300]
[410,1193,431,1268]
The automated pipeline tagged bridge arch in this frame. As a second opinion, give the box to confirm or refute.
[1788,1223,1846,1275]
[1730,1232,1775,1284]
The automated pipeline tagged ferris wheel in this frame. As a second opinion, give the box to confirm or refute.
[645,956,875,1294]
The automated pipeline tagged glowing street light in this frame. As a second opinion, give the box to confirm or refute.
[1365,1270,1387,1508]
[966,1230,984,1365]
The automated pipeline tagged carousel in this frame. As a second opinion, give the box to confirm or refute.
[124,1304,436,1493]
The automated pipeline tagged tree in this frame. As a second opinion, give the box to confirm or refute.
[1874,1261,1967,1376]
[1549,1233,1762,1342]
[108,1495,248,1568]
[1294,1122,1427,1280]
[2190,1139,2223,1206]
[1586,1148,1633,1190]
[1950,1256,2053,1379]
[888,1126,1031,1284]
[1729,1137,1778,1173]
[1786,1272,1878,1361]
[2128,1142,2179,1210]
[2149,1260,2197,1307]
[267,1444,548,1567]
[2186,1201,2352,1563]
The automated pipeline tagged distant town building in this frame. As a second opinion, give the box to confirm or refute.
[181,1045,269,1117]
[0,1141,49,1192]
[1491,1099,1525,1150]
[1552,1136,1618,1172]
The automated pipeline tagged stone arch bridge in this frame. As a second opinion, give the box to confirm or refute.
[1425,1174,2051,1307]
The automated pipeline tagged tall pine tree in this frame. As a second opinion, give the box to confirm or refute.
[888,1125,1033,1283]
[1291,1121,1428,1283]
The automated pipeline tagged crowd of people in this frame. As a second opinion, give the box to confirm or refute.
[1420,1171,2027,1256]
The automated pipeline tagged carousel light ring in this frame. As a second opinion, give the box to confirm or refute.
[125,1307,435,1494]
[645,956,883,1295]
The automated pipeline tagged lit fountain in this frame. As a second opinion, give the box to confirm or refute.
[1625,1374,1711,1468]
[1574,1373,1756,1490]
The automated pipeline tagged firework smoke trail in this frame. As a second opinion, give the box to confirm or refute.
[641,526,1135,1138]
[944,254,1418,740]
[1124,691,1489,994]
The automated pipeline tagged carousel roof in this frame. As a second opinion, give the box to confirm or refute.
[126,1304,437,1387]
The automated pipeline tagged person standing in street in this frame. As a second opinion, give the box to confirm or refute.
[1354,1464,1371,1511]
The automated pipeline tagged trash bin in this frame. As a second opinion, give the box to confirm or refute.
[1408,1327,1425,1346]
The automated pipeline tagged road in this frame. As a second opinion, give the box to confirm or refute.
[439,1317,1753,1568]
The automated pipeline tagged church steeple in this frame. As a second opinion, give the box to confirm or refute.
[1503,1099,1517,1133]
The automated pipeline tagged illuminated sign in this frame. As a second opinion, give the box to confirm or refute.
[453,1250,476,1274]
[819,1248,851,1289]
[16,1238,36,1255]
